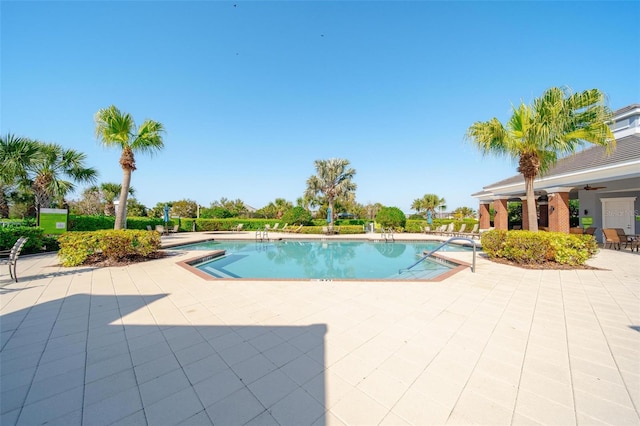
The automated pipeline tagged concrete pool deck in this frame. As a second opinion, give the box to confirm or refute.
[1,231,639,425]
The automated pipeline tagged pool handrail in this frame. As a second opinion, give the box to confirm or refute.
[399,237,477,274]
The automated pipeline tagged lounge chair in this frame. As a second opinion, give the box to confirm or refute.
[291,225,304,233]
[0,237,28,282]
[146,225,153,231]
[155,225,166,234]
[169,225,179,234]
[231,223,244,232]
[280,224,289,233]
[463,223,479,239]
[441,223,454,236]
[454,223,466,236]
[271,223,279,231]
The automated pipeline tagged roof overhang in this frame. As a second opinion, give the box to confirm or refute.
[474,159,640,200]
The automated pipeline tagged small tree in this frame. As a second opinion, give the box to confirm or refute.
[281,206,313,225]
[375,207,406,229]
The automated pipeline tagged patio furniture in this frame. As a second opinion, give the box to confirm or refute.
[155,225,166,234]
[169,225,179,234]
[584,227,597,236]
[614,228,638,250]
[231,223,244,232]
[602,228,623,250]
[0,237,28,282]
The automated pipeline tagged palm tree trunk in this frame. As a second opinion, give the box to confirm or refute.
[525,177,538,232]
[328,200,334,230]
[115,169,132,230]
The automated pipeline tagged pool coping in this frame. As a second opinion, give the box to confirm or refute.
[172,238,473,282]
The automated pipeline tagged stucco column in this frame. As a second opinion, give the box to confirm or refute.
[493,199,508,230]
[479,203,491,229]
[548,191,570,233]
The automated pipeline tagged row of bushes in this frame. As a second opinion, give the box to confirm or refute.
[58,230,161,267]
[65,215,481,234]
[0,226,59,254]
[481,229,598,266]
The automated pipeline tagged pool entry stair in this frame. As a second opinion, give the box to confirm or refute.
[399,237,477,275]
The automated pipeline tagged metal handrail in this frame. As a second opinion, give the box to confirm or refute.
[381,228,395,242]
[399,237,477,274]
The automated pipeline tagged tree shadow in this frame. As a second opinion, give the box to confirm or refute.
[1,294,327,425]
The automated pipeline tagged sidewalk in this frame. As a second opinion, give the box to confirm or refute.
[1,233,638,425]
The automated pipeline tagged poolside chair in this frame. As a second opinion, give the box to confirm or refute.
[155,225,166,234]
[454,223,466,236]
[614,228,637,250]
[441,223,454,236]
[271,223,279,231]
[322,226,329,235]
[291,225,304,233]
[280,224,289,233]
[0,237,28,282]
[232,223,244,233]
[146,225,153,231]
[602,228,622,250]
[169,225,179,234]
[584,227,597,236]
[463,223,479,239]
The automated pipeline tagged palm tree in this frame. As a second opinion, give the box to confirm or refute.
[95,105,165,229]
[28,142,98,215]
[305,158,357,228]
[101,182,134,216]
[0,134,39,217]
[411,194,445,217]
[466,87,615,232]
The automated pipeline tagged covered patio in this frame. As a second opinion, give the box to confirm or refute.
[473,104,640,242]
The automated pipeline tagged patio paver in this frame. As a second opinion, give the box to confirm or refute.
[1,231,638,425]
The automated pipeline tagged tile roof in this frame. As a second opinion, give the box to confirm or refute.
[483,134,640,189]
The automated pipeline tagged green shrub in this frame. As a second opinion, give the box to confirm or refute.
[58,230,161,267]
[69,215,171,231]
[375,207,406,229]
[298,225,365,235]
[281,207,313,225]
[481,229,598,266]
[0,226,47,254]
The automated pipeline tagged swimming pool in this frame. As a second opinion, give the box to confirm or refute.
[173,240,470,280]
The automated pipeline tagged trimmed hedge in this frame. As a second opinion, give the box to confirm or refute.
[68,215,172,231]
[0,226,52,254]
[58,230,161,267]
[481,229,598,266]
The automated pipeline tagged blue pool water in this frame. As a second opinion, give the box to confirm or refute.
[174,240,468,280]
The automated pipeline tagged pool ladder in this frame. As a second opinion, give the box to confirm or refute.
[399,237,477,274]
[381,228,395,242]
[255,228,269,242]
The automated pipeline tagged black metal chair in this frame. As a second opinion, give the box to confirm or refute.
[0,237,29,282]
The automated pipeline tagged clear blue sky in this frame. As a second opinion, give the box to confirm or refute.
[2,1,639,213]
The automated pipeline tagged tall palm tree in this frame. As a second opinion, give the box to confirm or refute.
[466,87,615,232]
[0,134,39,217]
[95,105,165,229]
[411,194,445,217]
[305,158,357,228]
[29,142,98,212]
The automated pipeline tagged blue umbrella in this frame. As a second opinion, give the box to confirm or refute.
[427,209,433,225]
[163,205,169,223]
[326,207,331,223]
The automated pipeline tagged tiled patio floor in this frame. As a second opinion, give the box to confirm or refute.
[1,232,639,425]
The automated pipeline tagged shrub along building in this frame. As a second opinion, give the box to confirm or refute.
[472,104,640,242]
